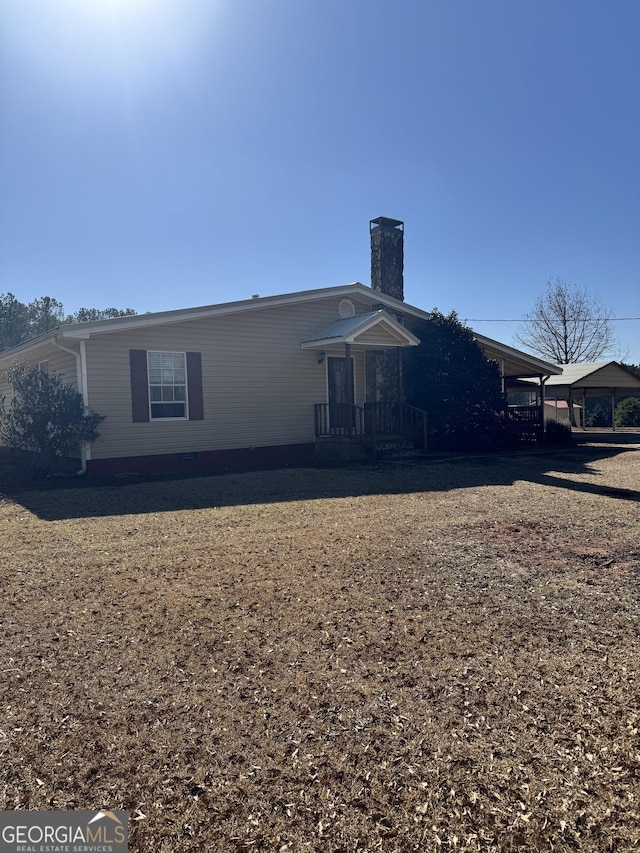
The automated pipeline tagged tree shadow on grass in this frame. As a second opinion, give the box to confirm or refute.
[2,442,638,522]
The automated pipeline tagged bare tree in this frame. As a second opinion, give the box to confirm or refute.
[514,278,616,364]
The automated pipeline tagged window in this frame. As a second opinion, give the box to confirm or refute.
[148,351,187,419]
[130,349,203,423]
[38,360,49,375]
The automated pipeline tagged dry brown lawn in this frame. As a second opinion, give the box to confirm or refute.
[1,441,639,852]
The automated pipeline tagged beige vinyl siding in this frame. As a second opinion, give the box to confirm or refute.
[0,344,79,450]
[84,294,378,460]
[356,327,406,347]
[0,370,12,409]
[0,344,78,397]
[571,364,640,390]
[45,348,79,389]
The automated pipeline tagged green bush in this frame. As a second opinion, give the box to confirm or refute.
[584,400,611,427]
[403,311,506,451]
[544,419,572,444]
[614,397,640,427]
[0,363,105,469]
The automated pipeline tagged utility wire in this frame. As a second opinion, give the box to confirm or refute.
[466,316,640,322]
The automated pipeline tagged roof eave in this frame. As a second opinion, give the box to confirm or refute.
[0,330,62,362]
[474,333,563,375]
[57,282,375,339]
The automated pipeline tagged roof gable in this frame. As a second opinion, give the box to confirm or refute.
[544,361,640,388]
[302,310,420,350]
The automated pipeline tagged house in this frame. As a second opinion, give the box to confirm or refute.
[517,362,640,428]
[0,218,561,475]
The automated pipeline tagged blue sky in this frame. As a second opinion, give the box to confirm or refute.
[1,0,639,363]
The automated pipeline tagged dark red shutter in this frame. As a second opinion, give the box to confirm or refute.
[186,351,204,420]
[130,349,150,423]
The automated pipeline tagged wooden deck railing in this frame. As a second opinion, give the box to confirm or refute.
[314,402,429,452]
[364,402,429,450]
[314,403,377,457]
[314,403,375,438]
[504,405,543,442]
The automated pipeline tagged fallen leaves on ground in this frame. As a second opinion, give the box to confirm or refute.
[1,443,639,851]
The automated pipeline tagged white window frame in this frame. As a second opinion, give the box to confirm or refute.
[147,351,189,421]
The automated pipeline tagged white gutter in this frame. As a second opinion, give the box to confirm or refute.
[52,337,89,476]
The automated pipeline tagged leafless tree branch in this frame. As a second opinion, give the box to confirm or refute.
[514,278,616,364]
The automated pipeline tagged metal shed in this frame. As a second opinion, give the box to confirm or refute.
[526,361,640,428]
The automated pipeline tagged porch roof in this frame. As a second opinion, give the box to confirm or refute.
[301,310,420,351]
[473,333,563,378]
[518,361,640,389]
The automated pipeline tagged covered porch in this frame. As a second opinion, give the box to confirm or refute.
[302,310,427,460]
[475,334,563,441]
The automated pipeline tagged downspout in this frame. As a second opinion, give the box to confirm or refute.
[52,337,89,476]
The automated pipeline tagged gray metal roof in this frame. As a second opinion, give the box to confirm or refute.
[0,281,562,379]
[302,309,420,349]
[303,312,381,343]
[544,361,638,386]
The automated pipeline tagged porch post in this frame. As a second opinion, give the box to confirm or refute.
[568,389,577,427]
[539,376,547,435]
[611,387,616,430]
[344,343,354,406]
[396,347,404,432]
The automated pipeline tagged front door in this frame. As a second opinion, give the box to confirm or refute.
[328,356,354,430]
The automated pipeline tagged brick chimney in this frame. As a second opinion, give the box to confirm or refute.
[370,216,404,301]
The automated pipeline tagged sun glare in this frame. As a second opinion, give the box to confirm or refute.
[7,0,217,96]
[74,0,163,25]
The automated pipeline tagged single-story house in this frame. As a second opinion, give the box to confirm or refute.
[0,218,561,475]
[516,362,640,428]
